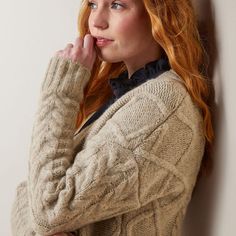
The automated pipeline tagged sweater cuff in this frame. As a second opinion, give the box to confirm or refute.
[40,56,91,102]
[11,181,36,236]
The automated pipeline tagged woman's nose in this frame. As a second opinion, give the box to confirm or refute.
[92,11,108,29]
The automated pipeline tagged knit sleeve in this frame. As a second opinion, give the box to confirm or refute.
[11,181,36,236]
[12,56,190,235]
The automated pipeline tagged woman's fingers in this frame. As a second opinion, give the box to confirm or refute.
[54,34,97,71]
[83,34,94,50]
[71,37,83,62]
[64,43,74,54]
[65,43,74,49]
[73,37,83,50]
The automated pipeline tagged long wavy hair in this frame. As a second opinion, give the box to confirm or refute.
[76,0,214,178]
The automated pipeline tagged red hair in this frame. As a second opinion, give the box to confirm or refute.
[76,0,214,177]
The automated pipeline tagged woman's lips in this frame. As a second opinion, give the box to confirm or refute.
[95,37,113,47]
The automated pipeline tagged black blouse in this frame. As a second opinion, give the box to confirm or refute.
[78,56,170,133]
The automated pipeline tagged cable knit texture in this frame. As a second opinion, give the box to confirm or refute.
[78,56,170,133]
[11,56,205,236]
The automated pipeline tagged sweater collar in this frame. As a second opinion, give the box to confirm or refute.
[108,56,170,99]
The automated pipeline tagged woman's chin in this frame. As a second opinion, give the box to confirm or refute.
[95,48,121,63]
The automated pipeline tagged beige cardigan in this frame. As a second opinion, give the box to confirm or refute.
[11,56,205,236]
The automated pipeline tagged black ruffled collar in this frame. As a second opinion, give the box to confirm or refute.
[108,56,170,99]
[75,56,170,135]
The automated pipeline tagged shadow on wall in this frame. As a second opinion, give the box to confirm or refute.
[183,0,226,235]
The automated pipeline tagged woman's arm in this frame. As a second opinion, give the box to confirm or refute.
[11,35,95,236]
[25,53,187,235]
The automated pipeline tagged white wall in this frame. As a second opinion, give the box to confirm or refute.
[0,0,235,235]
[183,0,236,235]
[0,1,81,234]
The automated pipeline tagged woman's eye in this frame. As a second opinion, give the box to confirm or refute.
[111,2,124,9]
[87,1,124,10]
[87,2,97,9]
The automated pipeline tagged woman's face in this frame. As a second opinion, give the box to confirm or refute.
[88,0,160,67]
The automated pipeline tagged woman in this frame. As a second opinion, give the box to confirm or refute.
[11,0,214,235]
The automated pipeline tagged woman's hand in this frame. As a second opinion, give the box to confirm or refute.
[55,34,97,71]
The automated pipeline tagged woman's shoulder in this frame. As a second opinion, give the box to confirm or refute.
[146,69,186,93]
[127,69,188,112]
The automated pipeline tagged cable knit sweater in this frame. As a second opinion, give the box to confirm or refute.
[11,56,205,236]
